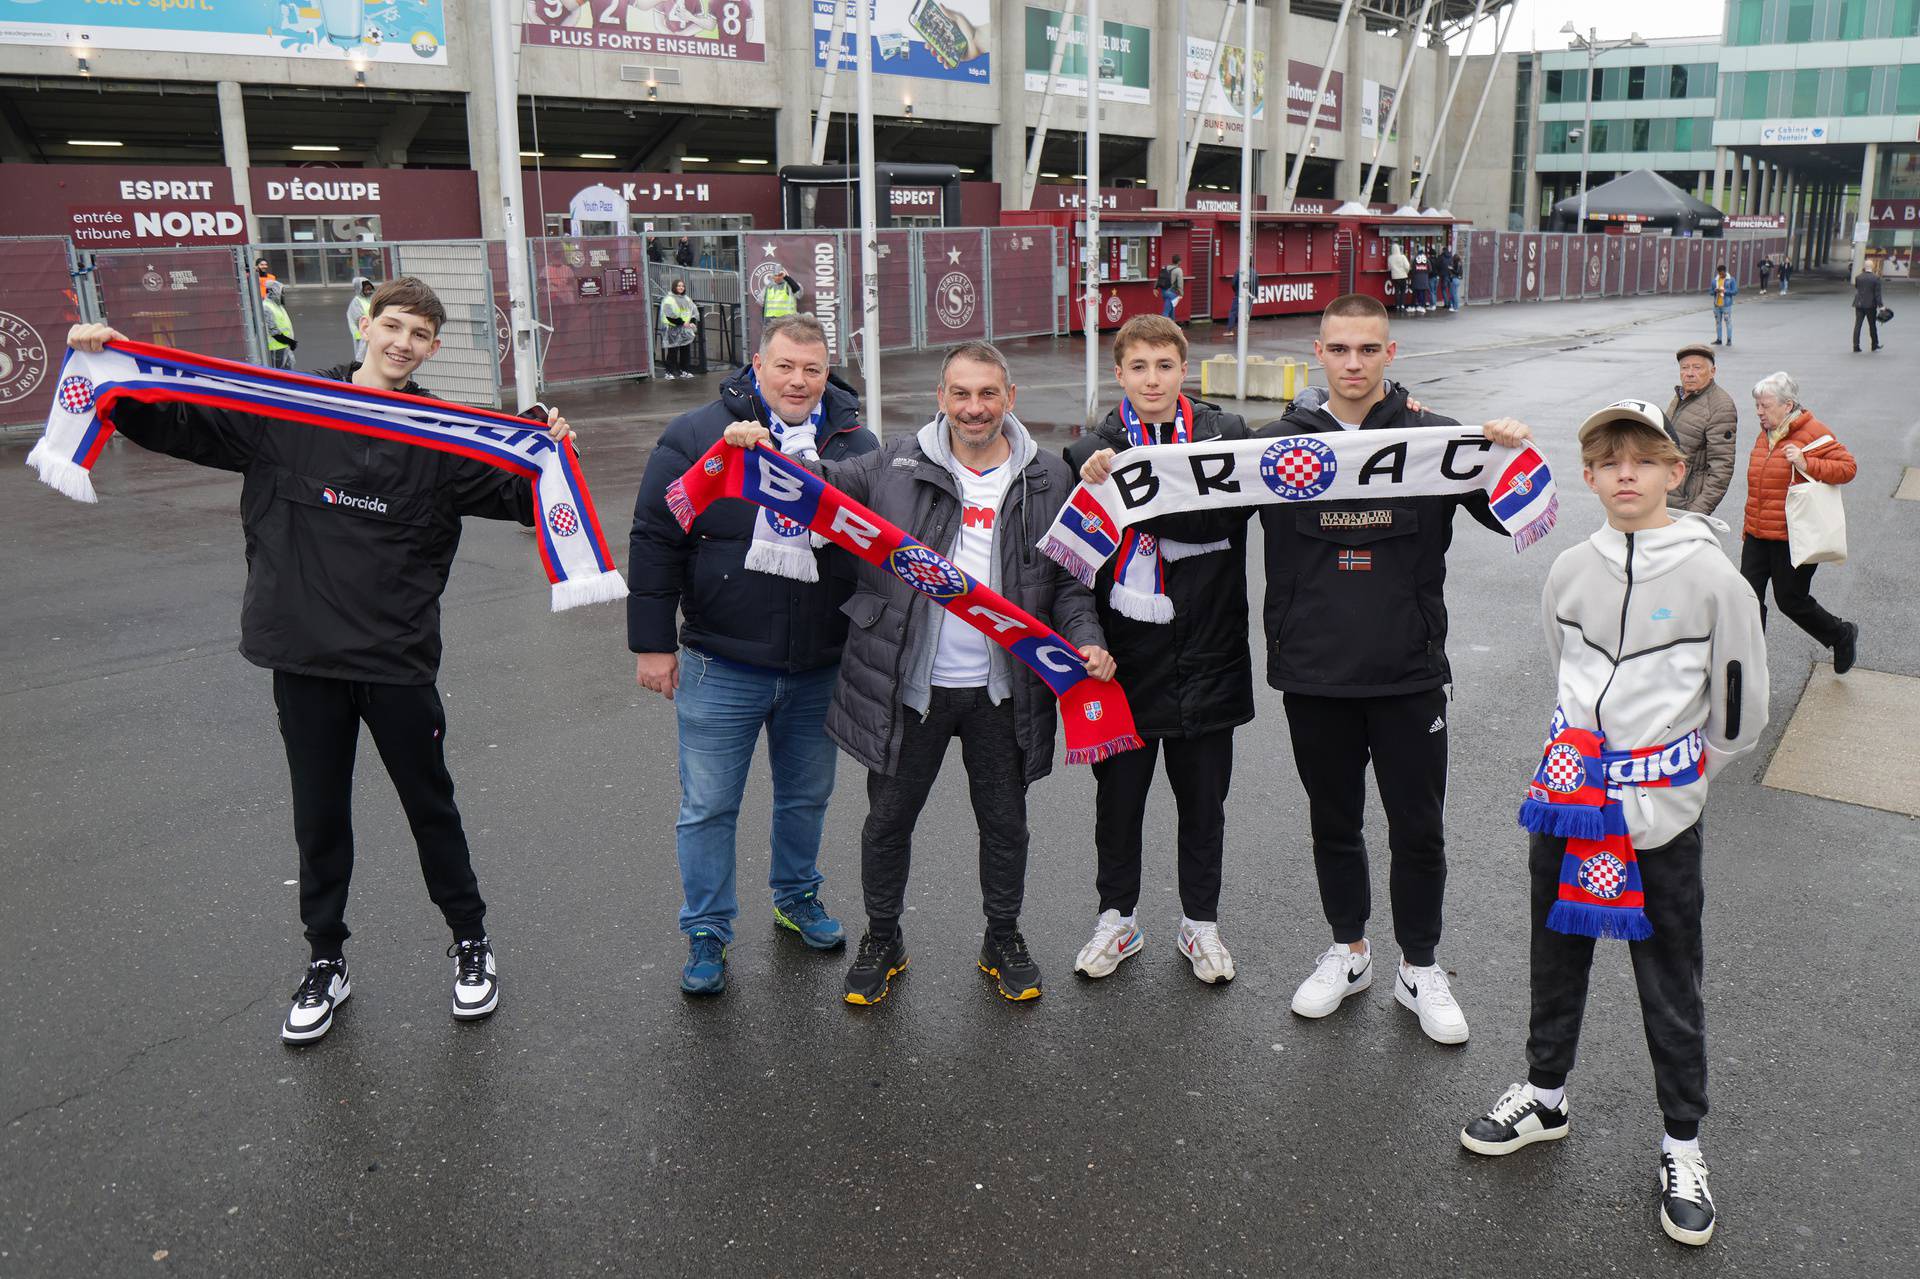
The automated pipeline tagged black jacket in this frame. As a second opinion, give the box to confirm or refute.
[108,364,539,685]
[1063,401,1254,738]
[1853,271,1884,311]
[627,364,877,671]
[1254,383,1504,697]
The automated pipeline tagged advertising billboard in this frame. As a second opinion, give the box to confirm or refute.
[1023,5,1149,106]
[1184,37,1264,138]
[521,0,765,62]
[0,1,449,64]
[814,1,989,85]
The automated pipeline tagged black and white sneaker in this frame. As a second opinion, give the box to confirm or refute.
[449,938,498,1020]
[1659,1148,1717,1246]
[1459,1083,1570,1156]
[282,958,350,1044]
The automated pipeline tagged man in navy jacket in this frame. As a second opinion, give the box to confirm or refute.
[628,315,878,994]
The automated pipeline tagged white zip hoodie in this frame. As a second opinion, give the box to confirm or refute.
[1541,512,1769,848]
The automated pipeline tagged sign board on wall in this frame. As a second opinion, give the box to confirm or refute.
[813,0,989,84]
[1286,61,1342,131]
[1032,186,1158,211]
[1361,80,1398,142]
[521,0,765,61]
[1184,38,1263,137]
[1723,213,1787,230]
[1757,120,1831,146]
[69,205,248,248]
[0,1,449,64]
[1869,199,1920,228]
[1023,6,1150,105]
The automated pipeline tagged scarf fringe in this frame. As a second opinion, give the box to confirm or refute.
[1546,899,1654,942]
[664,478,696,533]
[550,569,630,612]
[744,538,821,583]
[1039,534,1098,588]
[1517,796,1609,840]
[1064,733,1146,765]
[1510,493,1559,552]
[1158,538,1231,563]
[26,442,101,503]
[1108,580,1176,624]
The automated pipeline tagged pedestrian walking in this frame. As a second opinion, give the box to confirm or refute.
[1410,251,1433,314]
[628,315,877,995]
[722,342,1114,1007]
[1738,371,1860,672]
[1852,267,1884,352]
[675,236,695,267]
[1757,256,1773,295]
[262,279,297,370]
[1664,344,1738,515]
[657,277,699,379]
[1387,244,1411,312]
[1460,399,1768,1251]
[1709,265,1737,346]
[1223,270,1241,339]
[1778,259,1792,294]
[1157,254,1185,320]
[1437,243,1463,312]
[1065,315,1252,986]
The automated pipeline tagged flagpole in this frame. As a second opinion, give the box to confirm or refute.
[1084,0,1101,430]
[854,0,883,437]
[1233,0,1253,399]
[488,0,538,409]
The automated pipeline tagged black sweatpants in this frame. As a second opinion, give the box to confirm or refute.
[273,671,487,961]
[1739,535,1849,650]
[1282,688,1449,966]
[1090,729,1235,921]
[1852,305,1881,350]
[861,685,1028,937]
[1526,822,1708,1136]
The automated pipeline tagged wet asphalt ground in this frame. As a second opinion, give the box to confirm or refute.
[3,277,1916,1276]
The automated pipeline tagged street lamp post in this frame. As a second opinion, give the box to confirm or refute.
[1561,22,1645,231]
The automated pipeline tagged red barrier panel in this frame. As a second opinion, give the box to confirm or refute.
[1606,237,1625,296]
[531,236,653,386]
[487,242,517,397]
[919,229,988,345]
[744,231,850,364]
[1629,238,1649,294]
[1540,234,1566,300]
[1495,233,1520,301]
[0,237,79,427]
[93,248,252,364]
[846,229,916,353]
[988,226,1058,339]
[1466,230,1498,302]
[1574,236,1602,297]
[1521,234,1543,301]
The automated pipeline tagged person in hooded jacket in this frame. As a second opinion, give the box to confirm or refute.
[629,315,879,996]
[63,278,576,1045]
[346,276,376,362]
[1258,292,1535,1047]
[1064,315,1251,986]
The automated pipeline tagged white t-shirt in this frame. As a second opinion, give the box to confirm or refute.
[931,462,1011,688]
[1331,416,1364,431]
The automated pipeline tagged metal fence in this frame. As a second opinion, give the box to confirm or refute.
[1457,231,1790,307]
[0,236,83,428]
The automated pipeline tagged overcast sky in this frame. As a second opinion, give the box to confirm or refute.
[1458,0,1726,54]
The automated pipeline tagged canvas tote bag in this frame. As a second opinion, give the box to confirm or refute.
[1786,434,1848,567]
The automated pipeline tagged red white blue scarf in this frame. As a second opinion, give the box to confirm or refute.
[1041,425,1558,600]
[1517,708,1704,941]
[26,340,626,611]
[1105,396,1232,623]
[667,439,1143,764]
[742,367,836,583]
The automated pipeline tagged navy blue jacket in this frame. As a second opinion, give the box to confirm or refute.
[627,365,877,671]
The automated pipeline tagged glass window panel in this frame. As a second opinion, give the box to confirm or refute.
[1736,0,1764,44]
[1628,66,1647,100]
[1839,0,1866,38]
[1632,119,1651,151]
[1744,70,1771,119]
[1787,0,1815,40]
[1670,64,1690,98]
[1898,0,1920,38]
[1898,63,1920,113]
[1793,68,1820,115]
[1545,68,1564,102]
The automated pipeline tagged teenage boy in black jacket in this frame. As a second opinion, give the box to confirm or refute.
[1066,314,1252,985]
[65,277,575,1045]
[628,315,879,996]
[1260,292,1533,1044]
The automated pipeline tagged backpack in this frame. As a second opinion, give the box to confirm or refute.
[1157,265,1174,292]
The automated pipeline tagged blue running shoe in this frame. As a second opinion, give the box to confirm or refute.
[773,891,846,950]
[681,930,727,995]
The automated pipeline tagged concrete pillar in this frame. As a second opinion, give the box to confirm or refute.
[1263,0,1292,207]
[995,0,1027,208]
[1385,14,1420,205]
[1710,146,1726,209]
[1694,169,1707,201]
[1150,0,1186,201]
[463,1,504,240]
[1849,141,1879,279]
[1348,12,1373,203]
[772,0,814,173]
[1727,150,1743,216]
[215,81,258,242]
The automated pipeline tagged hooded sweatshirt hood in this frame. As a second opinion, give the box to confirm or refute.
[1584,511,1728,583]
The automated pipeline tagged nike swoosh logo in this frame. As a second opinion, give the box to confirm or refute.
[1348,962,1370,984]
[1400,975,1418,998]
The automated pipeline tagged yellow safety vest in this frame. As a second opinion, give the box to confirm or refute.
[265,299,294,350]
[762,279,797,318]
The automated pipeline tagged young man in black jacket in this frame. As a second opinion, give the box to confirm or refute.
[1261,292,1533,1044]
[1066,315,1252,985]
[65,278,575,1045]
[628,315,879,996]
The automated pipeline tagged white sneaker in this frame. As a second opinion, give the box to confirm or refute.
[1072,909,1143,978]
[1290,944,1372,1017]
[1177,919,1236,984]
[1394,961,1469,1043]
[282,958,350,1044]
[449,938,498,1020]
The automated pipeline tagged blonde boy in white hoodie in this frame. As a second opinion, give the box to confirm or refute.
[1458,400,1768,1249]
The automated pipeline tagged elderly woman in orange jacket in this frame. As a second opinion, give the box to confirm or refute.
[1740,371,1859,672]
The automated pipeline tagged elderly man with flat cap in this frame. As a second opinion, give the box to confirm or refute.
[1664,344,1738,516]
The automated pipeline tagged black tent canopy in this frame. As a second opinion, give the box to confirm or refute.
[1551,169,1724,236]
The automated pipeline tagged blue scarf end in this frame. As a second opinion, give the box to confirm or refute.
[1546,899,1655,942]
[1517,797,1609,841]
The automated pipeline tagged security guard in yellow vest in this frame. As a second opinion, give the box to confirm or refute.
[263,279,297,370]
[761,265,803,319]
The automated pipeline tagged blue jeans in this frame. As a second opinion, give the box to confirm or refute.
[1714,304,1732,343]
[673,648,839,942]
[1161,289,1178,318]
[1446,276,1462,309]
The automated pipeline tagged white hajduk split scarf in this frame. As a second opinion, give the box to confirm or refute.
[27,340,628,611]
[1041,422,1558,612]
[741,368,831,583]
[1106,395,1232,623]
